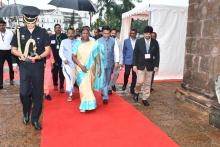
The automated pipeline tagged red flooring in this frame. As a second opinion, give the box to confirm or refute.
[41,89,178,147]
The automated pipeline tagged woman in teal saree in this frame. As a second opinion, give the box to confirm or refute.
[72,28,104,112]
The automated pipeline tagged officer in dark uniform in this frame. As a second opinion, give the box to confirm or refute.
[11,6,51,130]
[50,24,67,93]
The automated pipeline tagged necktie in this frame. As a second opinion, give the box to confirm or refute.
[146,40,150,53]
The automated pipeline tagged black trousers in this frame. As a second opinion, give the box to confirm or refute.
[0,50,14,87]
[19,61,44,122]
[123,64,137,90]
[52,63,64,89]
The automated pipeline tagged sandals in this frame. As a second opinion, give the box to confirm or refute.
[67,96,72,102]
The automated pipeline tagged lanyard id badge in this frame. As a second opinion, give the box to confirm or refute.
[56,44,60,50]
[145,54,151,59]
[56,35,62,50]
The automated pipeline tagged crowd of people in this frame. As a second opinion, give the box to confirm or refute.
[0,6,160,130]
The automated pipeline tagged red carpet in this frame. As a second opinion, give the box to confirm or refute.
[41,89,178,147]
[3,63,19,81]
[3,70,19,81]
[3,64,178,146]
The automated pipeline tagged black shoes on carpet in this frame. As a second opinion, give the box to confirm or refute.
[108,90,112,95]
[60,88,65,93]
[45,94,52,101]
[112,85,117,92]
[103,99,108,104]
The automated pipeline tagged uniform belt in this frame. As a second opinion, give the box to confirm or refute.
[20,59,44,63]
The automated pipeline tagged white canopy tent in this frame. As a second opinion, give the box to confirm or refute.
[120,0,189,80]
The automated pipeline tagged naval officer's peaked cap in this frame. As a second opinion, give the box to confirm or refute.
[21,6,40,23]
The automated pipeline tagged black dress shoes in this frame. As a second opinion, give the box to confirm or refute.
[108,90,112,95]
[112,85,116,92]
[60,88,65,93]
[122,85,126,91]
[23,114,30,125]
[32,121,42,130]
[130,88,135,94]
[142,100,150,106]
[10,80,14,85]
[150,88,154,92]
[103,99,108,104]
[133,93,139,102]
[45,94,52,101]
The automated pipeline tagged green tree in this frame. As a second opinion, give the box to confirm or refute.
[97,0,116,25]
[95,0,143,30]
[131,19,148,33]
[121,0,135,13]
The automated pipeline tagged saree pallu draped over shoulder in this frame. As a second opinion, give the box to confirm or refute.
[72,40,105,111]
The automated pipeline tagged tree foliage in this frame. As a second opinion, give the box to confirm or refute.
[93,0,143,31]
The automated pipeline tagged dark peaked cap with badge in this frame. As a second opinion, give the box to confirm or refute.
[21,6,40,23]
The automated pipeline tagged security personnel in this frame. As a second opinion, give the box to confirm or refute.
[11,6,51,130]
[50,24,67,93]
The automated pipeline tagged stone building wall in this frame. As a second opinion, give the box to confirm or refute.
[183,0,220,98]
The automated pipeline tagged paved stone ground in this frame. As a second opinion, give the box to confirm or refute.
[1,81,220,147]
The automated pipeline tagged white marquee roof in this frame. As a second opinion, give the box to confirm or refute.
[122,0,189,19]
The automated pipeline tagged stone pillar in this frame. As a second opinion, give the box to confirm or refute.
[183,0,220,99]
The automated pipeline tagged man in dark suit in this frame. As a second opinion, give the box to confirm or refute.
[133,26,160,106]
[122,29,137,94]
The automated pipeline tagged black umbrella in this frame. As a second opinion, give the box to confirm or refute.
[0,3,26,17]
[48,0,97,12]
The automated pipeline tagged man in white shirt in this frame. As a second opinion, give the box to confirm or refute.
[109,29,121,93]
[0,19,14,89]
[59,28,76,102]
